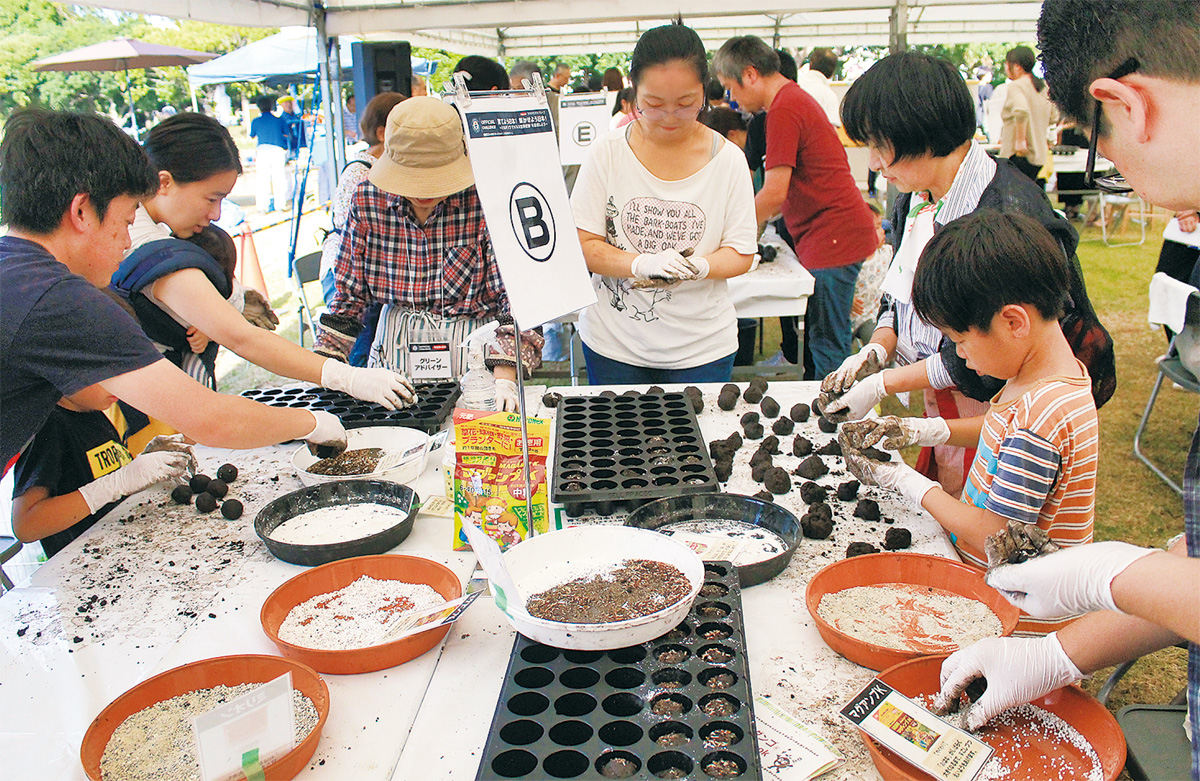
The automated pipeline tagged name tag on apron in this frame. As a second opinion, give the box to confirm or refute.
[408,329,453,380]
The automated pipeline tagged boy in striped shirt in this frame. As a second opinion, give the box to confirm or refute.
[842,210,1098,635]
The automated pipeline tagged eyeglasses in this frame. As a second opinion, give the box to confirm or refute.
[635,102,704,121]
[1084,57,1139,194]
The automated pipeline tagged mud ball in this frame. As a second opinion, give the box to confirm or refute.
[189,474,212,493]
[861,446,890,462]
[790,403,811,423]
[795,455,828,480]
[743,422,764,440]
[761,435,781,455]
[817,415,838,434]
[647,385,665,395]
[542,392,563,408]
[726,431,743,450]
[710,442,737,462]
[748,376,769,393]
[742,385,764,404]
[764,466,792,495]
[883,527,912,550]
[688,394,704,413]
[846,542,879,558]
[760,396,780,418]
[718,391,739,411]
[205,479,228,499]
[792,436,813,458]
[799,481,828,504]
[714,460,733,483]
[753,490,774,503]
[740,411,760,426]
[220,499,244,520]
[807,502,833,521]
[625,390,642,398]
[195,493,218,513]
[772,416,794,435]
[683,385,703,399]
[216,463,238,483]
[816,440,842,457]
[170,485,193,505]
[751,461,771,483]
[836,480,861,502]
[599,390,618,399]
[853,498,881,521]
[749,449,773,469]
[801,513,834,540]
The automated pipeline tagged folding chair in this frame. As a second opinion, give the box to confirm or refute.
[1097,642,1192,781]
[0,536,22,594]
[1133,336,1200,496]
[291,250,323,347]
[1083,192,1147,247]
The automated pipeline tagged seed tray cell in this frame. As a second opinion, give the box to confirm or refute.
[552,394,718,515]
[240,381,459,434]
[477,562,761,780]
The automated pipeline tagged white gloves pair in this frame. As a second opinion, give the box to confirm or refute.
[843,450,938,507]
[78,434,196,513]
[840,415,951,451]
[321,359,416,410]
[631,249,710,282]
[820,343,889,420]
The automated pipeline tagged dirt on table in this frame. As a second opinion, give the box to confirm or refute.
[525,559,692,624]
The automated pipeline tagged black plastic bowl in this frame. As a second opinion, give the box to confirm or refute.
[254,480,420,566]
[625,493,800,587]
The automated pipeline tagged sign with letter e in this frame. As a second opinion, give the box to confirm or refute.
[459,95,597,327]
[557,92,614,166]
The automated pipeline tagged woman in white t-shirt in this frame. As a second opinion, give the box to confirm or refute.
[571,20,757,384]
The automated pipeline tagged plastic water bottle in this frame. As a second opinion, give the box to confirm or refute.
[458,346,496,411]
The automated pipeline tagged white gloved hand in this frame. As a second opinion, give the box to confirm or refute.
[77,451,193,513]
[985,541,1158,618]
[821,372,888,421]
[321,359,416,410]
[630,249,693,280]
[495,378,520,412]
[821,342,887,395]
[844,451,938,506]
[304,410,348,456]
[678,255,710,281]
[140,433,198,475]
[840,415,951,451]
[937,633,1083,731]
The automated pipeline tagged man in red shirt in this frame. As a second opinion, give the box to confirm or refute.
[715,36,877,380]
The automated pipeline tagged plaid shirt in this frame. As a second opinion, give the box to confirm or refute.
[330,181,508,324]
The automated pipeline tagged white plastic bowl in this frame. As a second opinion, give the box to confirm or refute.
[291,426,431,487]
[500,526,705,650]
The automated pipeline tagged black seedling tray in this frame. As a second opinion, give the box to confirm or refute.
[552,393,718,516]
[477,562,761,780]
[240,381,459,434]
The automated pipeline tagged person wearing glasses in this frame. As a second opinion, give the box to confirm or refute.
[810,51,1115,497]
[932,3,1200,767]
[570,19,757,384]
[714,36,877,381]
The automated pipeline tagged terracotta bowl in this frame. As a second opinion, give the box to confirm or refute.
[805,552,1020,671]
[261,554,462,674]
[866,655,1125,781]
[81,654,328,780]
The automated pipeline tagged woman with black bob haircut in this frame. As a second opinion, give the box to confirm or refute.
[568,17,758,384]
[110,112,415,408]
[821,51,1114,499]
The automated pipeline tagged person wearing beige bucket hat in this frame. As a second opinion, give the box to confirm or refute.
[316,97,542,411]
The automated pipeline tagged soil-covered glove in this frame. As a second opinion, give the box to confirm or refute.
[304,410,348,456]
[314,313,362,362]
[840,415,951,451]
[242,289,279,331]
[821,342,887,395]
[844,450,937,506]
[77,451,192,513]
[630,249,693,280]
[321,359,415,410]
[140,434,198,475]
[821,373,887,421]
[985,541,1158,618]
[678,255,710,281]
[496,378,520,412]
[937,633,1083,731]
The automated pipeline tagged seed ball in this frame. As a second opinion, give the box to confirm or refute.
[220,499,244,520]
[721,383,739,396]
[599,390,618,399]
[689,394,704,413]
[860,446,890,462]
[751,461,770,483]
[748,377,769,392]
[760,434,781,454]
[837,480,861,501]
[170,485,193,505]
[713,459,733,483]
[542,392,563,408]
[743,421,764,439]
[625,390,642,398]
[764,466,792,495]
[816,439,842,457]
[817,416,838,434]
[205,479,229,499]
[846,541,879,558]
[189,474,211,493]
[726,431,743,450]
[790,403,810,423]
[718,391,739,411]
[808,401,821,418]
[195,493,218,513]
[801,513,834,540]
[760,396,780,418]
[807,502,833,521]
[740,411,760,426]
[646,385,665,395]
[854,498,882,521]
[792,436,813,458]
[753,490,774,503]
[795,455,828,479]
[772,416,794,435]
[683,385,703,398]
[216,463,238,483]
[799,481,828,504]
[749,449,773,469]
[742,385,764,404]
[883,527,912,550]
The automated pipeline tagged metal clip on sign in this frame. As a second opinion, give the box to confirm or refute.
[452,69,549,107]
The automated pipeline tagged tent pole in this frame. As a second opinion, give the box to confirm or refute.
[315,9,343,201]
[189,78,199,113]
[889,0,908,54]
[329,37,347,176]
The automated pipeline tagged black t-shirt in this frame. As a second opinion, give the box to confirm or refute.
[0,237,163,471]
[11,405,133,557]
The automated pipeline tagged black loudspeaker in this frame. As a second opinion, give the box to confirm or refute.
[350,41,412,126]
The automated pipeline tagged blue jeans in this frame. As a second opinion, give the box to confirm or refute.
[582,343,736,385]
[804,261,863,381]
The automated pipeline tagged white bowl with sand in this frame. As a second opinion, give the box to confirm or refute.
[292,426,431,487]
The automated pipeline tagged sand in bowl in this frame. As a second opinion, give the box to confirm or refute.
[525,560,691,624]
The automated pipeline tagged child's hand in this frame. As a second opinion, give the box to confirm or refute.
[185,327,210,354]
[840,416,951,450]
[77,451,194,513]
[141,433,198,475]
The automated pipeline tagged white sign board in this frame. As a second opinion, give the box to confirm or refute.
[458,95,597,328]
[557,92,615,166]
[193,672,295,781]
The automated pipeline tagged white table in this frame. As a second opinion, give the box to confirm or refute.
[0,382,954,781]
